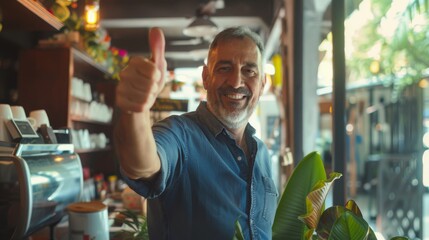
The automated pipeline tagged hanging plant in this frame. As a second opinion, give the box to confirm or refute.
[43,0,129,81]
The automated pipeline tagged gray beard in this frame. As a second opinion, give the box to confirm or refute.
[207,98,254,130]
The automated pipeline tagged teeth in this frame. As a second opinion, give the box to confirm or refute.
[226,94,245,100]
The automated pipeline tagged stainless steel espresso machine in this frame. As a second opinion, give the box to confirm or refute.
[0,143,83,239]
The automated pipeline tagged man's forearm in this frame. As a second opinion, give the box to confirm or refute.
[114,110,161,180]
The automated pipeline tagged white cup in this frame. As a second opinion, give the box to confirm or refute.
[97,133,107,148]
[83,83,92,102]
[0,104,13,142]
[10,106,37,130]
[11,106,27,120]
[67,201,109,240]
[26,117,37,129]
[0,104,13,118]
[29,109,50,129]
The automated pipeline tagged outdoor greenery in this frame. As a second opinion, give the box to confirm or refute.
[346,0,429,95]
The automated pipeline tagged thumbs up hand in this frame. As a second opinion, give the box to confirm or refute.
[116,27,167,113]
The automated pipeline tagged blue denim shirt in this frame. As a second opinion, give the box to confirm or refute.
[121,102,278,240]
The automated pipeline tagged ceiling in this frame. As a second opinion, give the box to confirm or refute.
[0,0,334,71]
[99,0,284,69]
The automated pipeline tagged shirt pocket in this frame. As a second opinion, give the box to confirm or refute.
[262,176,279,222]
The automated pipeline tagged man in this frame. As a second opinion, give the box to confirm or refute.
[114,26,278,240]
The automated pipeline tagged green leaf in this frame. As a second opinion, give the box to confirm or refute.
[328,211,370,240]
[317,202,376,240]
[232,219,245,240]
[298,172,342,229]
[316,206,348,240]
[304,228,315,240]
[390,236,410,240]
[416,0,421,12]
[367,228,378,240]
[272,151,327,240]
[115,210,149,239]
[344,200,363,217]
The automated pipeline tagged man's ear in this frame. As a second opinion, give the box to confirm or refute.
[202,65,209,90]
[259,75,267,97]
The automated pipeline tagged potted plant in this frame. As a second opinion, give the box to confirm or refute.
[113,209,149,240]
[235,151,409,240]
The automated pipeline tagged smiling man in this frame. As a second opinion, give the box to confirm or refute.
[114,26,278,240]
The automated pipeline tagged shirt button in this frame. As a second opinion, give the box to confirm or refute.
[237,156,242,161]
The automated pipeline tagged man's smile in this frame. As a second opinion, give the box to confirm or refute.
[225,93,247,100]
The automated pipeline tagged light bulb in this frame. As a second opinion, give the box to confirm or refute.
[84,1,100,31]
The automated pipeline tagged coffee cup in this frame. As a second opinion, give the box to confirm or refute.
[29,109,50,129]
[0,104,13,119]
[26,118,37,129]
[11,106,27,120]
[67,201,109,240]
[0,104,13,142]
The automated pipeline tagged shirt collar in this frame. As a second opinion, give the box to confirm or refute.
[196,101,256,138]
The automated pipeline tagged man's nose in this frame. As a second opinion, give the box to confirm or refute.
[226,70,244,88]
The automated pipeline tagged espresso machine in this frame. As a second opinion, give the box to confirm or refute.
[0,104,83,239]
[0,143,83,239]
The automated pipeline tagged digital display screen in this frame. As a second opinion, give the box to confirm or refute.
[15,120,37,135]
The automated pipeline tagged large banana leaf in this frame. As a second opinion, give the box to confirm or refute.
[328,211,370,240]
[344,200,377,240]
[298,172,342,229]
[316,202,377,240]
[272,152,327,240]
[344,200,363,217]
[316,206,348,240]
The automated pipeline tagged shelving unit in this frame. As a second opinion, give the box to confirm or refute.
[0,1,120,239]
[0,0,63,31]
[0,0,119,177]
[17,46,118,177]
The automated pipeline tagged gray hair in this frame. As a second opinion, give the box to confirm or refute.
[208,27,264,58]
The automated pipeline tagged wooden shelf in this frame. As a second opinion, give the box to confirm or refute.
[71,95,91,103]
[72,48,115,83]
[0,0,63,31]
[73,48,111,77]
[70,115,112,126]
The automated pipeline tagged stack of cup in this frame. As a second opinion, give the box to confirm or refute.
[11,106,38,129]
[29,109,51,130]
[0,104,13,143]
[10,106,27,120]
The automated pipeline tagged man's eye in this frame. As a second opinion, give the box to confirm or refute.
[217,66,231,72]
[243,69,257,77]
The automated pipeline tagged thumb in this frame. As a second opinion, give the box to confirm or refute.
[149,27,166,73]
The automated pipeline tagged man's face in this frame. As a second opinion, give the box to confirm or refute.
[203,37,265,130]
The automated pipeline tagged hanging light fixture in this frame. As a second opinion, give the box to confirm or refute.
[183,15,218,37]
[84,0,100,31]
